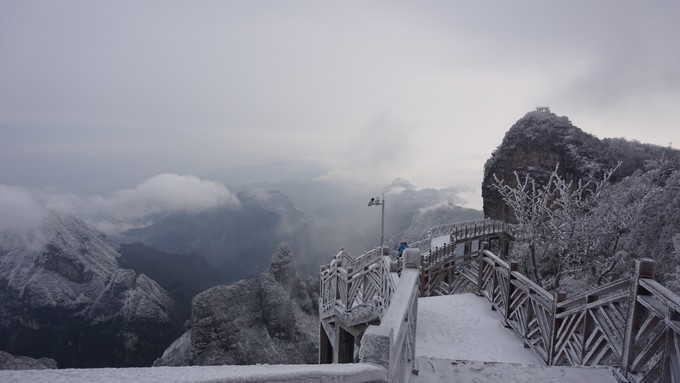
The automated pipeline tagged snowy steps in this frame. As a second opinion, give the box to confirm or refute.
[410,358,616,383]
[414,294,617,382]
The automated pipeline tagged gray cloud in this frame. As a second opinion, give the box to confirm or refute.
[0,185,48,232]
[0,174,239,235]
[0,1,678,207]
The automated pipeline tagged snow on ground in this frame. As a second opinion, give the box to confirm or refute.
[414,294,616,382]
[0,363,386,383]
[416,294,542,364]
[412,358,616,383]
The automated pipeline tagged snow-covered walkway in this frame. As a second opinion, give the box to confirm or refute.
[416,294,541,364]
[414,294,616,382]
[412,358,616,383]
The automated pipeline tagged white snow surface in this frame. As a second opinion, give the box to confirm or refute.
[414,294,616,382]
[416,294,542,364]
[0,363,386,383]
[413,358,616,383]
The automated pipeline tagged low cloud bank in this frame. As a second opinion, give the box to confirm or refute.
[0,185,49,232]
[0,174,239,235]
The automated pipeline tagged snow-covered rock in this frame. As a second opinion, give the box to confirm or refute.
[154,243,318,366]
[0,350,57,370]
[482,108,679,221]
[0,214,178,368]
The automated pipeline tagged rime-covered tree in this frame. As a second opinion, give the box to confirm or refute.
[493,163,639,290]
[494,159,680,293]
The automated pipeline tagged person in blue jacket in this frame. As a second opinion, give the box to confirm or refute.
[397,242,407,257]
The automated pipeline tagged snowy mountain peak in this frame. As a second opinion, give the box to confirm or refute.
[0,213,178,367]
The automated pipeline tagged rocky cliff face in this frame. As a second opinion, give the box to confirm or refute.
[482,108,679,221]
[154,243,319,366]
[0,214,178,368]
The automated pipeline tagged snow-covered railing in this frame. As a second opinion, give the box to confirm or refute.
[319,247,395,326]
[414,219,512,297]
[359,248,420,383]
[616,259,680,383]
[419,243,478,296]
[476,244,555,363]
[475,245,680,381]
[319,247,397,365]
[552,277,630,366]
[449,219,514,242]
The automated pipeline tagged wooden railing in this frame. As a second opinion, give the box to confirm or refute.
[477,247,555,363]
[420,247,478,296]
[616,260,680,383]
[553,278,630,367]
[359,249,420,383]
[319,247,395,327]
[320,219,680,383]
[417,219,512,296]
[474,245,680,382]
[449,219,514,241]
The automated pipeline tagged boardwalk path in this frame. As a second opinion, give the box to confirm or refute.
[413,294,616,383]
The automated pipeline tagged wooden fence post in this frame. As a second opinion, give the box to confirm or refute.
[549,291,567,365]
[477,242,488,296]
[504,261,518,327]
[582,294,598,365]
[619,258,656,378]
[662,309,680,382]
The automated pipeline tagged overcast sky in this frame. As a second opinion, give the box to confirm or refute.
[2,1,679,210]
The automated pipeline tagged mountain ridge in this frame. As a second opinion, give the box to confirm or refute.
[482,108,679,221]
[0,214,179,367]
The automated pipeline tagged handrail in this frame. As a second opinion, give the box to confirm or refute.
[617,263,680,382]
[359,249,420,383]
[319,247,395,328]
[557,277,630,310]
[473,250,680,378]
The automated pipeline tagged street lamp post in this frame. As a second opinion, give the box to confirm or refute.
[368,193,385,256]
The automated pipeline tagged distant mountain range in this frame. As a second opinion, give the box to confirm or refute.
[119,189,368,281]
[119,183,480,280]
